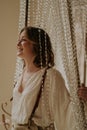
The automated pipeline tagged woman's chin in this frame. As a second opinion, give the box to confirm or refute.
[17,53,24,58]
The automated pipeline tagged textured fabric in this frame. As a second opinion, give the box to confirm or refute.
[11,67,74,130]
[11,120,55,130]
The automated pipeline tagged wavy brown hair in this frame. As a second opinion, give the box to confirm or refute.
[20,26,54,68]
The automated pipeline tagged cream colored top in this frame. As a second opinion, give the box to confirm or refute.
[11,68,74,130]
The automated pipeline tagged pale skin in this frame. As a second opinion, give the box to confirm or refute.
[17,30,87,101]
[17,30,40,93]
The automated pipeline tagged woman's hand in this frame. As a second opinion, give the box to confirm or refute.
[78,84,87,102]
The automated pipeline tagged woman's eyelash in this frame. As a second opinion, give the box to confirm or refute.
[18,39,27,42]
[21,39,27,41]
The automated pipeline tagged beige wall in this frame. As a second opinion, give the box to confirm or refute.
[0,0,19,129]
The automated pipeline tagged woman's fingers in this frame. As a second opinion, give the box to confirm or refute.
[78,86,87,101]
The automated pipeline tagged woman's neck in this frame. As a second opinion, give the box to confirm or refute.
[24,56,40,73]
[25,64,39,73]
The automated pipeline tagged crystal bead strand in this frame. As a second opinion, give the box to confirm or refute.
[49,0,61,68]
[41,0,49,30]
[74,3,84,79]
[27,0,37,27]
[35,0,41,27]
[79,4,87,85]
[18,0,26,32]
[37,1,51,124]
[45,71,55,127]
[27,0,52,125]
[59,0,76,91]
[27,0,31,26]
[44,32,48,66]
[38,28,45,126]
[14,0,26,88]
[33,0,39,27]
[44,35,53,125]
[70,1,87,129]
[40,0,45,29]
[54,0,71,88]
[86,15,87,60]
[42,0,55,124]
[85,13,87,89]
[35,0,43,27]
[83,7,87,62]
[38,29,43,68]
[58,1,80,129]
[64,0,82,129]
[65,0,86,129]
[31,0,37,26]
[50,0,69,121]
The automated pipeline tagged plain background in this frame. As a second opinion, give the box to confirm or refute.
[0,0,19,129]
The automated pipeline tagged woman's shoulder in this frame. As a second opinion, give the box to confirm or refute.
[47,67,63,79]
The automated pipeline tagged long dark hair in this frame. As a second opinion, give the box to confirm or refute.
[20,26,54,68]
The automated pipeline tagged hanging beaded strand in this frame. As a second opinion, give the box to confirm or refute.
[14,0,26,88]
[45,30,55,127]
[27,0,31,26]
[38,29,43,69]
[38,28,45,126]
[39,28,54,128]
[44,31,48,67]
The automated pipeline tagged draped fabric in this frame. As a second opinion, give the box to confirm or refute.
[12,68,73,130]
[14,0,87,130]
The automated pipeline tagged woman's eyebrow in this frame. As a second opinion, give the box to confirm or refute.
[21,36,27,39]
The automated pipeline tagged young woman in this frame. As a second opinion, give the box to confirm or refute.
[11,26,87,130]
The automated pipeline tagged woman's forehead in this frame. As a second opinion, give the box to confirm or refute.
[19,30,27,38]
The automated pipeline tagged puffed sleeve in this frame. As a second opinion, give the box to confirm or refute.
[52,70,74,130]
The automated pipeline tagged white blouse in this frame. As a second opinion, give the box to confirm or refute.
[11,68,74,130]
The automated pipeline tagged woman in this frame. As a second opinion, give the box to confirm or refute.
[11,26,87,130]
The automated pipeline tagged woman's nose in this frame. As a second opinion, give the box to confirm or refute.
[17,40,21,46]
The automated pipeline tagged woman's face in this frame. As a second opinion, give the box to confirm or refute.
[17,30,35,59]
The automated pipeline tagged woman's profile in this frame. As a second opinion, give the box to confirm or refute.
[11,26,87,130]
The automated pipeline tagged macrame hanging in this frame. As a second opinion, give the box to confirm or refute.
[1,0,87,130]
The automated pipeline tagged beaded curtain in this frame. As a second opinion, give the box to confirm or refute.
[9,0,87,130]
[14,0,87,130]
